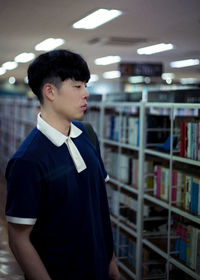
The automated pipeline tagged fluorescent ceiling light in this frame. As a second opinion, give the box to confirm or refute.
[89,74,99,83]
[103,70,121,79]
[144,77,151,84]
[9,77,16,84]
[15,53,35,63]
[35,38,65,51]
[2,61,18,70]
[95,56,121,65]
[128,76,144,83]
[137,43,174,55]
[166,78,172,85]
[0,67,6,75]
[180,78,198,84]
[128,76,151,84]
[170,59,200,68]
[72,9,122,29]
[162,73,175,80]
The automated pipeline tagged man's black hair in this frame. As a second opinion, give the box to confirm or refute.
[27,49,90,104]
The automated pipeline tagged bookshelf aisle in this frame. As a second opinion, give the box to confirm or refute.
[0,95,200,280]
[0,97,39,172]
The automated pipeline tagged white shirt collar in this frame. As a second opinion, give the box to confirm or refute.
[37,113,86,173]
[37,113,82,147]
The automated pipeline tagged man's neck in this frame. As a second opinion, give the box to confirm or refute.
[40,109,71,136]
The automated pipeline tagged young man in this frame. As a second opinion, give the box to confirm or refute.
[5,50,121,280]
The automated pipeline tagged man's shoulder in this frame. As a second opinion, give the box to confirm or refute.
[5,128,39,177]
[12,127,48,161]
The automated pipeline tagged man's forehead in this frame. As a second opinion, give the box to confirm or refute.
[70,79,87,84]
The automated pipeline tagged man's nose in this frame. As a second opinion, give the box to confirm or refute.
[83,87,89,99]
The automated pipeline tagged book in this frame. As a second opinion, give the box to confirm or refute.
[128,116,139,146]
[119,153,132,184]
[120,115,127,143]
[104,115,111,139]
[174,223,200,271]
[179,224,187,263]
[171,170,177,205]
[113,115,120,141]
[185,176,192,211]
[190,123,194,159]
[160,167,169,201]
[129,197,137,224]
[187,122,191,158]
[144,161,154,190]
[186,225,191,266]
[131,158,139,188]
[176,172,184,207]
[191,178,199,215]
[189,227,197,270]
[180,122,187,157]
[155,166,161,198]
[112,189,119,217]
[128,239,136,268]
[194,122,199,160]
[119,232,129,258]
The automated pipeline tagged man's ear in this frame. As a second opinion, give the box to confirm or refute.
[43,83,56,101]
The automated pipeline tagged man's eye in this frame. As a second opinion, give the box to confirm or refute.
[75,86,81,88]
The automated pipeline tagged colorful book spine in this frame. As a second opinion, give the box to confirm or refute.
[153,166,200,215]
[180,121,200,161]
[190,178,199,215]
[156,166,161,198]
[186,225,191,266]
[174,223,200,273]
[180,122,187,157]
[174,223,182,256]
[160,167,169,201]
[171,170,177,205]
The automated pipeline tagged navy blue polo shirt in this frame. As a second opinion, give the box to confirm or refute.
[5,120,113,280]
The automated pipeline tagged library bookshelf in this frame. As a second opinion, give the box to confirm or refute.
[85,100,200,280]
[0,96,200,280]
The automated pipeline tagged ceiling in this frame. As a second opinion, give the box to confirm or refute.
[0,0,200,85]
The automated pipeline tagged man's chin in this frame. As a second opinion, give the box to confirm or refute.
[74,115,85,121]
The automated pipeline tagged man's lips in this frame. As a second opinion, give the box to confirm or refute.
[81,104,87,110]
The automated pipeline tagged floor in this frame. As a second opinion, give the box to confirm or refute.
[0,173,24,280]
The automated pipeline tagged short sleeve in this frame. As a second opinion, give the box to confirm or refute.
[5,158,43,225]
